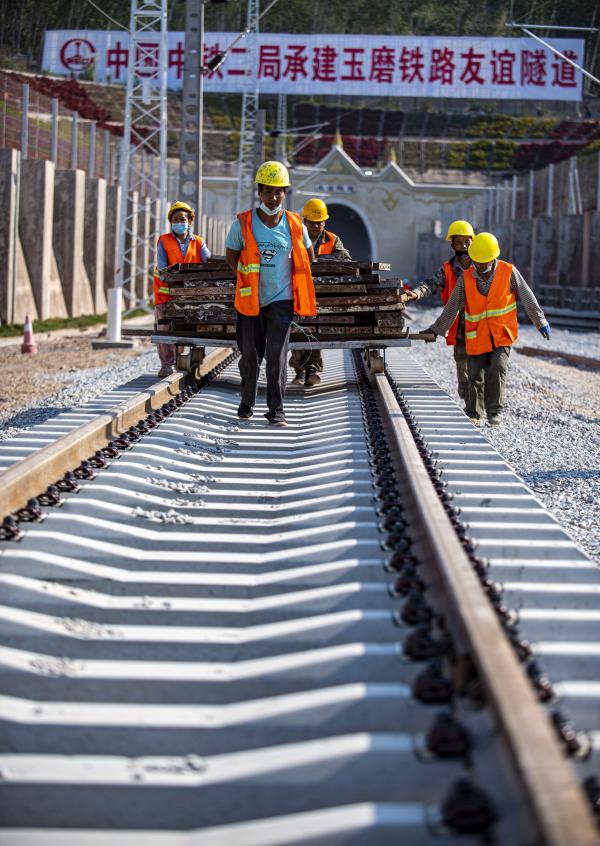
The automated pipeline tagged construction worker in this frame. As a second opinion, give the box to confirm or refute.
[403,220,474,402]
[427,232,550,426]
[225,161,316,427]
[290,198,351,387]
[153,201,211,378]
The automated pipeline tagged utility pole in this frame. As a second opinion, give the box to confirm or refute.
[106,0,168,345]
[235,0,260,211]
[179,0,205,217]
[275,93,287,163]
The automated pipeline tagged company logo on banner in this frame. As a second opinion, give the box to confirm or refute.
[42,30,584,101]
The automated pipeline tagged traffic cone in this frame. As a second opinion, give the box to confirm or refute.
[21,314,38,354]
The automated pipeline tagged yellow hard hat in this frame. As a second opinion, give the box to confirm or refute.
[468,232,500,263]
[255,160,290,187]
[302,198,329,222]
[168,201,195,222]
[445,219,475,241]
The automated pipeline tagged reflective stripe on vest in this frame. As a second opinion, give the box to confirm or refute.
[234,210,316,317]
[464,302,517,322]
[317,230,336,255]
[153,233,204,305]
[463,260,517,355]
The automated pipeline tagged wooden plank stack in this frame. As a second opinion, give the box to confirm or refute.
[160,255,406,340]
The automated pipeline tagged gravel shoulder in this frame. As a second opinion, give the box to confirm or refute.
[1,332,159,437]
[408,305,600,563]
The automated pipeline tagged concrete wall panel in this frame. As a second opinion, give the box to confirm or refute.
[0,149,37,324]
[84,176,107,314]
[53,169,95,316]
[20,159,67,320]
[531,216,557,290]
[13,237,38,324]
[557,214,583,286]
[589,212,600,289]
[123,191,139,307]
[136,197,151,303]
[509,219,533,280]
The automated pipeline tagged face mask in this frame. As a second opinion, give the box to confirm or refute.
[172,222,188,236]
[259,202,283,217]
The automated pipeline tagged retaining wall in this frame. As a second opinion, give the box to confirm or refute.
[416,210,600,299]
[0,149,230,324]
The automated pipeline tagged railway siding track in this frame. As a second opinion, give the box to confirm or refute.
[0,348,597,843]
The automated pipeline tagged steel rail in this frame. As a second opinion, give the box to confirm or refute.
[514,344,600,371]
[370,365,599,846]
[0,347,232,518]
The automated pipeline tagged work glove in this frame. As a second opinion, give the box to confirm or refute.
[539,322,550,340]
[401,290,419,303]
[423,327,437,343]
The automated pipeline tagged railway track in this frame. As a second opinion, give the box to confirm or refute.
[0,346,598,844]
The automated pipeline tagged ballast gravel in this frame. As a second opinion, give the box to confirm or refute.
[0,337,159,438]
[409,305,600,563]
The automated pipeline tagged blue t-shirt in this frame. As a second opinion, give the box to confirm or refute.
[156,234,211,270]
[225,211,311,307]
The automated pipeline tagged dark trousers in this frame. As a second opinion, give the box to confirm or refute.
[466,345,511,419]
[236,299,294,415]
[453,337,468,401]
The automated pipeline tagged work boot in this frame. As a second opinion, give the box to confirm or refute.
[305,368,321,387]
[265,410,288,427]
[488,415,501,426]
[158,364,174,378]
[237,402,254,419]
[291,370,304,386]
[469,416,483,426]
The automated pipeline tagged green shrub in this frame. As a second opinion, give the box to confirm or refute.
[446,143,466,168]
[579,138,600,157]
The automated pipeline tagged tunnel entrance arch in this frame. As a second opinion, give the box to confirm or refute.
[325,200,375,262]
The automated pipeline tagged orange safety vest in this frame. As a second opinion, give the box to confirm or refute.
[440,260,459,347]
[317,230,337,255]
[234,209,316,317]
[153,233,204,305]
[463,260,518,355]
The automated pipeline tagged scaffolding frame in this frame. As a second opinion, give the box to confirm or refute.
[179,0,204,216]
[107,0,168,342]
[235,0,260,211]
[275,93,287,163]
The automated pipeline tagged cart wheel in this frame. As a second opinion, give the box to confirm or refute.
[176,351,192,373]
[367,349,384,374]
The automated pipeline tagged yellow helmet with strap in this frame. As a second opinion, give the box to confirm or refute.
[445,219,475,241]
[468,232,500,263]
[168,201,195,222]
[255,160,290,187]
[302,198,329,222]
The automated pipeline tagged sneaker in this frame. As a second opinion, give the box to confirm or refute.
[158,364,174,378]
[237,402,254,419]
[469,416,483,426]
[291,371,304,386]
[266,411,288,427]
[305,369,321,387]
[488,415,501,426]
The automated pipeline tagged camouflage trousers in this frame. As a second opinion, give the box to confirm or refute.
[289,349,323,373]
